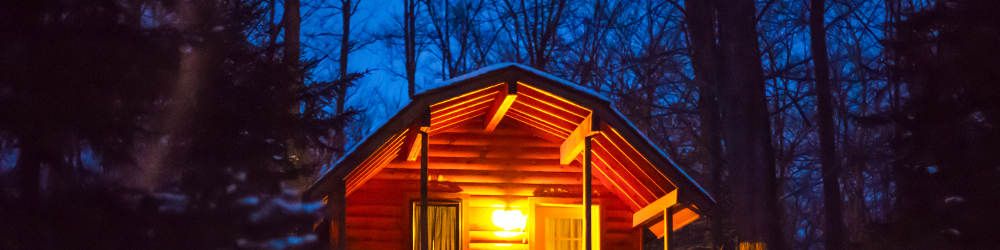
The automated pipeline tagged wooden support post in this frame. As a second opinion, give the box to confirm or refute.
[664,206,674,250]
[584,135,594,250]
[419,109,430,250]
[328,178,347,250]
[419,130,429,250]
[634,224,645,250]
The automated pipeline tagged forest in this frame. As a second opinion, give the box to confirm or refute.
[0,0,997,249]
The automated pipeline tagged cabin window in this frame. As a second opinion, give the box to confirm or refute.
[412,201,460,250]
[544,217,584,250]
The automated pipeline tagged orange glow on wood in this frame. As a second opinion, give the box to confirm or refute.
[422,144,559,159]
[511,100,578,126]
[428,132,549,146]
[469,243,527,249]
[470,231,525,243]
[349,138,404,186]
[344,129,410,194]
[508,108,572,135]
[433,96,494,121]
[347,136,406,193]
[632,190,677,228]
[646,206,700,238]
[518,92,587,120]
[560,113,596,165]
[517,82,590,116]
[406,134,422,161]
[485,94,517,131]
[484,82,518,132]
[592,139,659,203]
[503,117,564,143]
[508,103,577,132]
[738,242,767,250]
[376,168,587,185]
[600,125,671,194]
[433,104,490,126]
[589,154,644,211]
[345,129,408,186]
[430,109,488,135]
[430,83,504,108]
[515,94,587,125]
[329,72,718,249]
[506,112,568,139]
[592,151,651,205]
[387,159,579,173]
[672,206,701,230]
[468,195,530,208]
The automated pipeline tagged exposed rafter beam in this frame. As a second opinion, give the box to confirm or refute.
[632,189,678,228]
[407,110,432,161]
[560,112,599,165]
[648,204,701,237]
[484,82,518,131]
[406,135,422,161]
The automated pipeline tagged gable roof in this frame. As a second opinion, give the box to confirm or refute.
[305,63,714,211]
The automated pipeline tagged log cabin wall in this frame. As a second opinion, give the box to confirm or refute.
[344,120,638,250]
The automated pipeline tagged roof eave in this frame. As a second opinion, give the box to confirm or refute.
[305,64,715,210]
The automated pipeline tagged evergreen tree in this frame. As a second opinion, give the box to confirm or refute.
[891,0,1000,249]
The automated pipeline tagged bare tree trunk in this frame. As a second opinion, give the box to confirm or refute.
[808,0,845,249]
[335,0,350,157]
[283,0,301,117]
[717,0,785,248]
[503,0,566,71]
[283,0,300,68]
[442,0,451,79]
[405,0,416,98]
[267,0,278,53]
[683,0,728,248]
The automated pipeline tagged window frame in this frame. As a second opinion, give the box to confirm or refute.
[404,192,470,250]
[411,200,462,250]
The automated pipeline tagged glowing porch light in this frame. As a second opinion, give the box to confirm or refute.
[491,208,527,238]
[491,209,527,230]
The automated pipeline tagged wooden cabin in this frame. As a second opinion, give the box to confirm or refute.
[304,63,715,250]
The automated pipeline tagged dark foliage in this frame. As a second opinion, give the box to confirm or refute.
[888,0,1000,249]
[0,0,362,249]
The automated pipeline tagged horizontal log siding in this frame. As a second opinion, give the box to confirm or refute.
[345,120,634,249]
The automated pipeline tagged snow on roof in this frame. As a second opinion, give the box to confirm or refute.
[609,108,712,202]
[320,63,602,178]
[312,63,711,204]
[317,99,413,178]
[416,63,610,102]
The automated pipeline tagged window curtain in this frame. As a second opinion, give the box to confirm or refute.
[545,218,583,250]
[413,204,458,250]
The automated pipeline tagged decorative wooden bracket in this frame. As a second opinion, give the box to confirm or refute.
[407,109,432,161]
[560,112,600,165]
[633,190,679,249]
[632,189,678,228]
[484,82,518,132]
